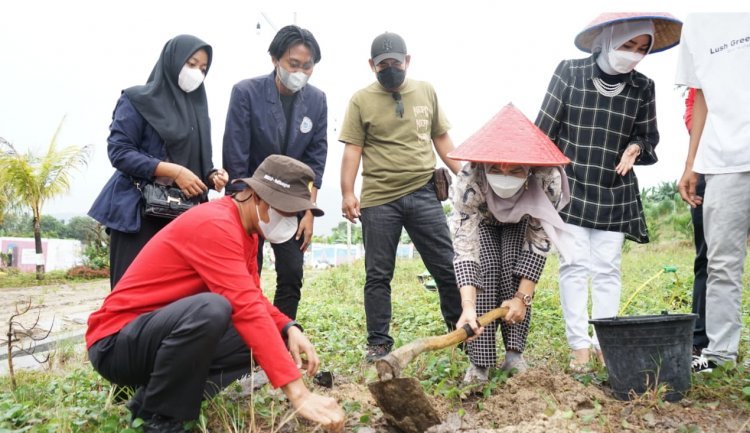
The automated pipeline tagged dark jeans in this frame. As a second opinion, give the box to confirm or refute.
[88,293,252,421]
[691,174,708,350]
[109,216,170,290]
[257,225,305,319]
[360,181,462,346]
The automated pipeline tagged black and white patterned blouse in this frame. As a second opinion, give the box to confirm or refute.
[451,164,560,292]
[534,54,658,243]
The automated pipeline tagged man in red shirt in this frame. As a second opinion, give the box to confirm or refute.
[86,155,344,433]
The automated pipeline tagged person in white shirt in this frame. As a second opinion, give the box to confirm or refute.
[675,13,750,372]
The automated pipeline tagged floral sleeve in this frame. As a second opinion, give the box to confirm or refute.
[533,166,563,208]
[450,164,485,290]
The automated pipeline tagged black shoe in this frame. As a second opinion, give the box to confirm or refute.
[125,387,145,423]
[691,355,718,373]
[365,344,393,363]
[143,415,186,433]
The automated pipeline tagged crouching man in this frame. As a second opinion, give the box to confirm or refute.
[86,155,344,433]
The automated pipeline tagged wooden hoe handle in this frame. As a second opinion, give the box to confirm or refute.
[375,307,509,381]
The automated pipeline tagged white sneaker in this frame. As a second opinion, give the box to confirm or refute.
[691,355,717,373]
[462,364,489,385]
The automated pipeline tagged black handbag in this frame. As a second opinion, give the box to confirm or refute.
[137,181,200,220]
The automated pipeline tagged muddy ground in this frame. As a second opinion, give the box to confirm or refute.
[0,280,109,341]
[325,368,749,433]
[2,280,749,432]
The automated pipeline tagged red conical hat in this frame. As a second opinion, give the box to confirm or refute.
[448,103,570,166]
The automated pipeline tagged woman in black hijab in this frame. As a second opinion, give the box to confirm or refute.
[89,34,229,289]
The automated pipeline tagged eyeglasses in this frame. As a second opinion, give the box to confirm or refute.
[392,92,404,118]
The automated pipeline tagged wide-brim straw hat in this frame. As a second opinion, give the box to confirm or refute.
[448,103,570,166]
[575,12,683,54]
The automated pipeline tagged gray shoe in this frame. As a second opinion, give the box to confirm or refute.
[462,364,489,385]
[500,355,528,375]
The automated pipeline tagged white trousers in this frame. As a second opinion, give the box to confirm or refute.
[702,172,750,363]
[558,224,625,350]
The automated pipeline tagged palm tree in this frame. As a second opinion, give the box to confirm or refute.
[0,117,91,279]
[0,187,15,226]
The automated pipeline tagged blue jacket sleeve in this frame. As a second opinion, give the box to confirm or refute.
[107,95,162,180]
[300,93,328,189]
[223,84,253,193]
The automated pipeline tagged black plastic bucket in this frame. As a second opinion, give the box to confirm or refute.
[589,313,697,402]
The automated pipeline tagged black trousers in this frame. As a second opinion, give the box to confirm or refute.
[257,232,305,319]
[109,216,170,289]
[691,174,708,350]
[88,293,252,421]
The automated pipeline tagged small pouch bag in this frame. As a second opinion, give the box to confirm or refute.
[433,167,452,201]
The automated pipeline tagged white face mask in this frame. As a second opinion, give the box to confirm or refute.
[486,173,527,199]
[607,50,644,74]
[277,65,309,93]
[256,205,298,244]
[178,65,205,93]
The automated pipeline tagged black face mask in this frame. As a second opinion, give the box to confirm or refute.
[376,67,406,90]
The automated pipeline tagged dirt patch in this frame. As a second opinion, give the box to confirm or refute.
[0,280,108,342]
[321,367,749,433]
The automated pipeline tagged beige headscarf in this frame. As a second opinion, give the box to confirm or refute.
[482,165,574,262]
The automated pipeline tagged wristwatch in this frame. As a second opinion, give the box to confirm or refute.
[513,291,533,306]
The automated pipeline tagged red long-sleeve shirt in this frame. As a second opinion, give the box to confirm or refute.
[86,196,301,388]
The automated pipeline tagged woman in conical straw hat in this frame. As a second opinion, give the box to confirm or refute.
[450,104,572,384]
[534,13,682,372]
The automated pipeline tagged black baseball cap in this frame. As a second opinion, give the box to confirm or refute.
[371,32,407,65]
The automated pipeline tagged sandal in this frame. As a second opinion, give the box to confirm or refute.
[568,360,593,373]
[568,348,593,373]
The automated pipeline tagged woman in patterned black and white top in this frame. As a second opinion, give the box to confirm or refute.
[448,103,572,384]
[451,162,568,383]
[534,13,682,371]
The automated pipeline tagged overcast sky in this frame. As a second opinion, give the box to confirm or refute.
[0,1,740,235]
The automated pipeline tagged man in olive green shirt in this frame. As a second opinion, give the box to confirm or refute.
[339,31,463,362]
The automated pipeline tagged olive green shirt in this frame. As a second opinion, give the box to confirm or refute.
[339,79,450,208]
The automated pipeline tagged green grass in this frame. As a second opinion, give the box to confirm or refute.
[2,242,749,432]
[0,268,101,288]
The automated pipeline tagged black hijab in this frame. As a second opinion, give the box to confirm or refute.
[124,34,213,181]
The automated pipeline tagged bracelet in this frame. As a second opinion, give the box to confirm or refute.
[461,299,475,308]
[175,167,184,180]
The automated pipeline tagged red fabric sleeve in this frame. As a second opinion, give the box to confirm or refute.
[684,87,696,133]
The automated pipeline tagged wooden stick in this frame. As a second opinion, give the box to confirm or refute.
[376,307,509,381]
